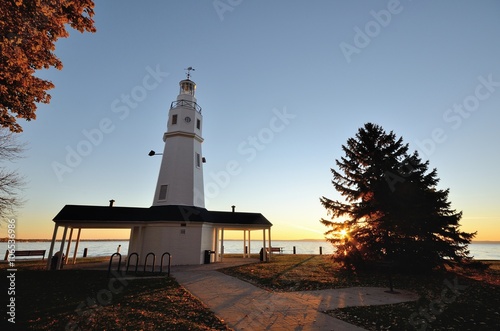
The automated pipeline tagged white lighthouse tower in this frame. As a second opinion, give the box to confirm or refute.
[49,68,273,267]
[152,68,205,207]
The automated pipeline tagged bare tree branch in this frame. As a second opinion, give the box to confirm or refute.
[0,129,26,219]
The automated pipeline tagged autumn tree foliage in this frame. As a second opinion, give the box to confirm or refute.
[0,0,96,132]
[320,123,475,271]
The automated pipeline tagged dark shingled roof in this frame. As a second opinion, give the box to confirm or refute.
[53,205,272,226]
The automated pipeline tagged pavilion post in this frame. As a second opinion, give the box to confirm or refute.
[263,229,267,262]
[64,228,74,264]
[56,226,68,270]
[72,228,82,264]
[46,224,59,270]
[243,230,247,258]
[214,227,219,262]
[268,227,272,261]
[248,230,251,257]
[220,227,224,262]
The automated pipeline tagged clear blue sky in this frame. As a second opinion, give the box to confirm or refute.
[6,0,500,240]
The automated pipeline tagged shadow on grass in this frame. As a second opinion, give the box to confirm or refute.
[219,254,393,291]
[220,255,500,330]
[271,255,316,280]
[4,269,231,330]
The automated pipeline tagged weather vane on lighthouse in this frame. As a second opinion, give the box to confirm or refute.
[185,66,195,79]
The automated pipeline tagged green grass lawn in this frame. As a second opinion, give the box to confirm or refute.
[2,260,230,330]
[220,255,500,331]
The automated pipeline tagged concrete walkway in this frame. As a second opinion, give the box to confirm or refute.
[172,259,419,331]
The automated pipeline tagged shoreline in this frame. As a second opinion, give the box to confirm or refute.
[0,238,130,242]
[1,238,500,244]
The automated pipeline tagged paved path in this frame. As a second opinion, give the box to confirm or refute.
[172,259,419,331]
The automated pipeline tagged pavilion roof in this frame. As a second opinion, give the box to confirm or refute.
[53,204,272,227]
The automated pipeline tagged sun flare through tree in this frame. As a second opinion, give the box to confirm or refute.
[320,123,476,271]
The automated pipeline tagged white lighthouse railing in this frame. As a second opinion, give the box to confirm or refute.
[171,100,202,113]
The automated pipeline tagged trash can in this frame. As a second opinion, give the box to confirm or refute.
[204,250,215,264]
[50,251,64,270]
[259,248,264,262]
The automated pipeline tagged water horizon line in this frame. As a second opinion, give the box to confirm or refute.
[2,238,500,244]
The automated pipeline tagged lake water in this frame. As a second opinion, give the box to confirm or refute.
[2,240,499,260]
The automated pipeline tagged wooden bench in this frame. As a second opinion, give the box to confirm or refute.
[4,249,46,260]
[267,247,283,254]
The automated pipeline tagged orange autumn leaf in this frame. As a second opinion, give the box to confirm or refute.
[0,0,96,132]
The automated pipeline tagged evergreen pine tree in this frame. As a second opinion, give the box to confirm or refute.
[320,123,475,271]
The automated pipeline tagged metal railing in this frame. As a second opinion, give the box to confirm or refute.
[144,252,156,273]
[170,99,202,113]
[160,252,172,276]
[126,252,139,273]
[107,252,122,277]
[108,252,173,276]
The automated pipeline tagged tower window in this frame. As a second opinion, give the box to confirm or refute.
[196,119,201,130]
[159,185,168,200]
[196,153,201,168]
[172,114,178,125]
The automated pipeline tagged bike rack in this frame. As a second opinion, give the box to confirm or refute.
[107,252,122,277]
[160,252,172,276]
[144,252,156,273]
[126,252,139,273]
